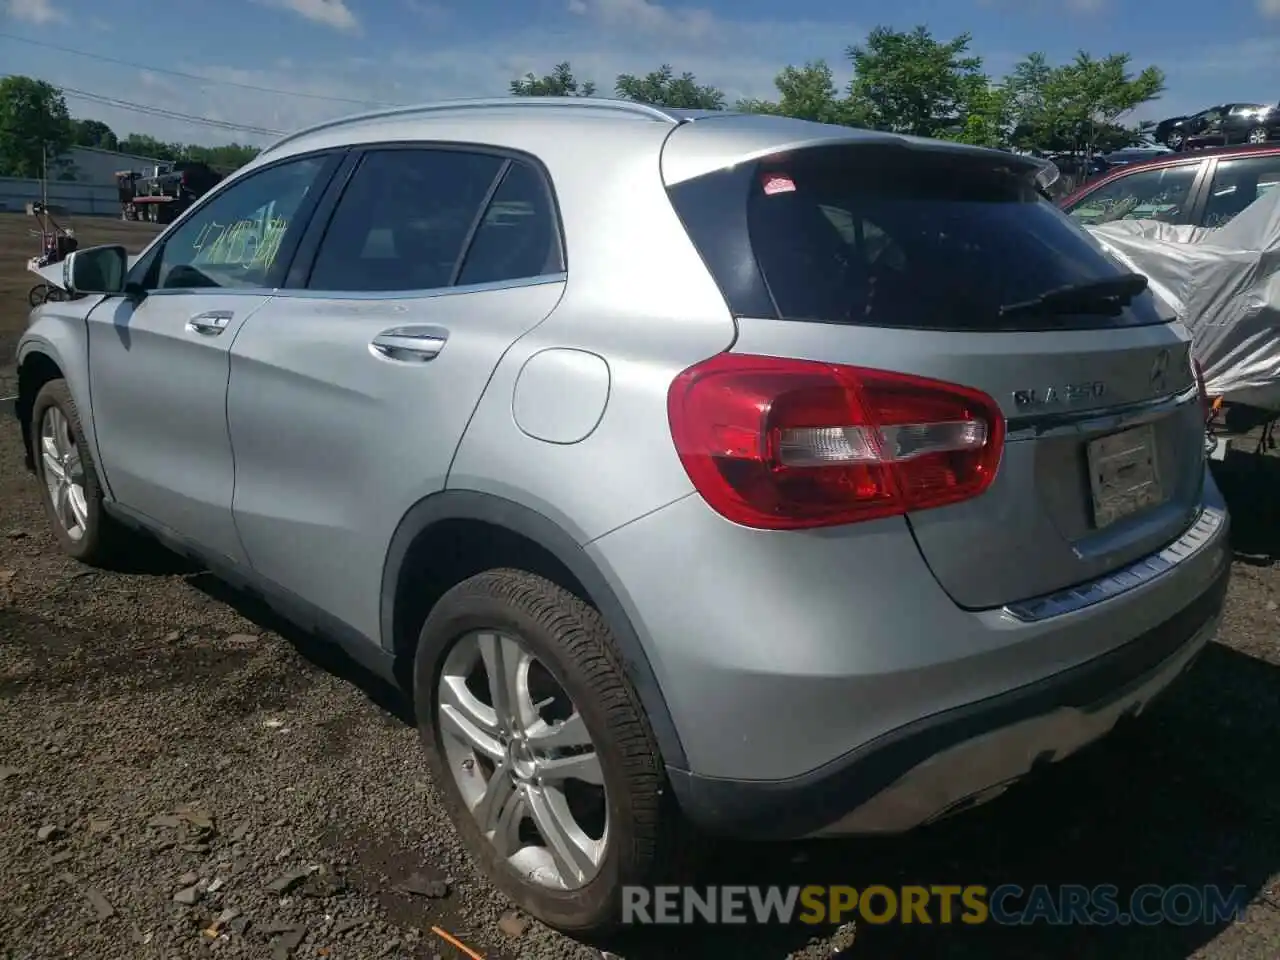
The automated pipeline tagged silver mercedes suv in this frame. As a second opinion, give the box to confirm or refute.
[14,98,1231,934]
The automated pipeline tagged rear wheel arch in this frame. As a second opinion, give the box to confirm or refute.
[16,350,65,471]
[380,490,689,770]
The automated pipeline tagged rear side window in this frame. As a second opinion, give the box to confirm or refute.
[457,160,564,285]
[1202,155,1280,227]
[307,149,503,292]
[669,144,1168,332]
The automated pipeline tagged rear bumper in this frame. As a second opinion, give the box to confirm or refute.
[587,468,1231,839]
[667,559,1227,838]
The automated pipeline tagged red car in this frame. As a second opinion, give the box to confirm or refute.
[1059,143,1280,230]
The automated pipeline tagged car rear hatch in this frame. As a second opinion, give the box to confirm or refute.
[662,121,1205,609]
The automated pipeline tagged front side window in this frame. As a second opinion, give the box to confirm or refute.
[306,149,506,292]
[1066,163,1200,226]
[153,156,329,290]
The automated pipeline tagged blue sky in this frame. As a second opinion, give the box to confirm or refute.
[2,0,1280,146]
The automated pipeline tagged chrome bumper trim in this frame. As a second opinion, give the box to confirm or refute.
[1002,506,1226,623]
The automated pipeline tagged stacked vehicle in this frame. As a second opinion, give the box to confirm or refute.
[1155,103,1280,152]
[118,160,223,223]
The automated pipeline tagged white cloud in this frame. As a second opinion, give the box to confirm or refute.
[50,3,860,146]
[1259,0,1280,15]
[256,0,359,33]
[4,0,64,24]
[567,0,717,40]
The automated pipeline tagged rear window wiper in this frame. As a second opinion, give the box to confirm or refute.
[997,273,1149,319]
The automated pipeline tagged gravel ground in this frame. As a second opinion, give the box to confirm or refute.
[3,213,1280,959]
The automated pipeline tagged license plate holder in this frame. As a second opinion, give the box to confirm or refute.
[1087,423,1164,529]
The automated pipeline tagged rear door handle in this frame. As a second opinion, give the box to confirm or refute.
[186,310,233,336]
[370,325,449,363]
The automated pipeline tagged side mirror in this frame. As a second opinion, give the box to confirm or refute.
[63,244,128,296]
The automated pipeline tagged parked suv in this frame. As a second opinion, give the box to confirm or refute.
[14,99,1231,934]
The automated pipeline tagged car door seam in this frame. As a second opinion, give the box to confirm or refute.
[82,295,120,502]
[225,293,277,568]
[442,280,570,487]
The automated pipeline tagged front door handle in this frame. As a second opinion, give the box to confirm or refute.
[370,325,449,363]
[187,310,233,336]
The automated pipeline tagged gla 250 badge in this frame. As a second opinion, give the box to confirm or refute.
[1012,381,1107,409]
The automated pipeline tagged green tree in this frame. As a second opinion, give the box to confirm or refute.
[737,61,851,125]
[183,142,260,172]
[1005,51,1164,153]
[615,65,725,110]
[846,26,989,138]
[1004,52,1055,149]
[510,62,596,97]
[70,118,119,152]
[116,133,178,161]
[0,75,73,178]
[947,79,1010,147]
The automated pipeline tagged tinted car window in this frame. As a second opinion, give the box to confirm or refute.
[1202,155,1280,227]
[308,149,504,292]
[1065,163,1200,226]
[669,144,1167,333]
[456,160,563,286]
[155,156,328,290]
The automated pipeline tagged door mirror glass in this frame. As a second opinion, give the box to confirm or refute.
[64,244,128,295]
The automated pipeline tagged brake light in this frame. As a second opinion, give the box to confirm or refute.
[666,354,1006,530]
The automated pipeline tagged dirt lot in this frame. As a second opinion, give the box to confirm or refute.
[2,210,1280,959]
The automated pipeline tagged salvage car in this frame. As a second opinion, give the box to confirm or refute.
[1060,143,1280,228]
[13,99,1232,934]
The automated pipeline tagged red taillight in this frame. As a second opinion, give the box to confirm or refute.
[666,353,1006,530]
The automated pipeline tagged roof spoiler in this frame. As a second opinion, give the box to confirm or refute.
[1031,157,1061,195]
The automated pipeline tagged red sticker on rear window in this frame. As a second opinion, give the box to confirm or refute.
[761,174,796,195]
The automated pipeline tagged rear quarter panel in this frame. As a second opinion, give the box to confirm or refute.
[446,120,738,542]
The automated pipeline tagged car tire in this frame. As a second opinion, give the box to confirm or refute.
[414,568,688,935]
[1248,126,1269,145]
[1169,132,1184,151]
[30,379,132,566]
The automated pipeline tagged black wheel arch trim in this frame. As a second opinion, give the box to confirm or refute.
[379,489,689,770]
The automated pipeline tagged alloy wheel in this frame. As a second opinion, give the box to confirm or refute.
[437,630,608,891]
[39,406,89,541]
[1249,127,1269,145]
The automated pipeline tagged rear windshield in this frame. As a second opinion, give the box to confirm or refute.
[667,144,1168,332]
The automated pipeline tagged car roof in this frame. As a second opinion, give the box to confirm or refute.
[251,96,1043,185]
[1099,142,1280,174]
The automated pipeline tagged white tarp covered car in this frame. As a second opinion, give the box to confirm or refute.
[1085,187,1280,413]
